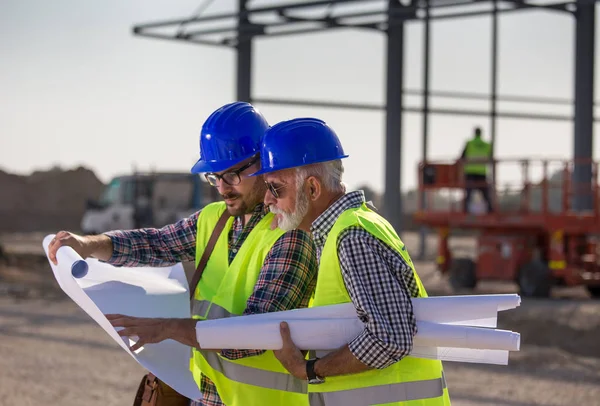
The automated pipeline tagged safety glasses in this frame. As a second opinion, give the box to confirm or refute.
[205,157,259,187]
[265,181,288,199]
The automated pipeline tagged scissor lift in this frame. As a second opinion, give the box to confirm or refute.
[413,158,600,298]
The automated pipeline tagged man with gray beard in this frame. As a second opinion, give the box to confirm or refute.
[250,117,451,406]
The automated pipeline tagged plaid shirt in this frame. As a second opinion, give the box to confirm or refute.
[105,203,318,406]
[310,190,419,369]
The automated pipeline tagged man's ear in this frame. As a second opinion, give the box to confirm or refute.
[307,177,322,201]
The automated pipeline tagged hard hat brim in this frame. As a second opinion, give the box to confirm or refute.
[190,155,251,174]
[249,154,349,177]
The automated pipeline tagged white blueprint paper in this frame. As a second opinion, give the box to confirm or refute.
[42,234,202,401]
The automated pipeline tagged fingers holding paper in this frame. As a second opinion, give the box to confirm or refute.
[106,314,171,352]
[107,314,200,351]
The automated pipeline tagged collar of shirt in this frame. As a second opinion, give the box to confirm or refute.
[228,203,270,261]
[231,203,270,233]
[310,190,365,251]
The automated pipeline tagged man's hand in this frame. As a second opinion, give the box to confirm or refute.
[47,231,113,265]
[106,314,199,351]
[273,321,307,380]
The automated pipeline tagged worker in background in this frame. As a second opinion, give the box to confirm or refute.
[460,126,493,213]
[47,102,317,406]
[254,118,451,405]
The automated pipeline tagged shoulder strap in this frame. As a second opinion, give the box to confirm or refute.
[189,209,231,300]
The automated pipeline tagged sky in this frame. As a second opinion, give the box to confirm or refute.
[1,0,599,193]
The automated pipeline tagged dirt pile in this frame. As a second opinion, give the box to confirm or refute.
[0,166,105,232]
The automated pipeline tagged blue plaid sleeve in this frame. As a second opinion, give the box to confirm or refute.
[338,227,417,369]
[103,211,200,267]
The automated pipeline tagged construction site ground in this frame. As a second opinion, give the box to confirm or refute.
[1,231,599,406]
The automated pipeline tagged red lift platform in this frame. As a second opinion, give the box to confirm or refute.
[413,158,600,298]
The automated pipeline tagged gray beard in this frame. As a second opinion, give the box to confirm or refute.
[269,190,310,231]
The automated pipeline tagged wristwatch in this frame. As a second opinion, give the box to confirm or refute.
[306,358,325,384]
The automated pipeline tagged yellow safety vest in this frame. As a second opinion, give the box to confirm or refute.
[308,203,451,406]
[190,202,309,406]
[464,138,492,175]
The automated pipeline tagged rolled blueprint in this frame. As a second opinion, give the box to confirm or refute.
[71,260,89,278]
[194,296,521,365]
[208,293,521,329]
[42,234,202,401]
[412,294,521,327]
[195,317,520,352]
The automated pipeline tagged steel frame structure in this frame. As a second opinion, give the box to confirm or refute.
[132,0,596,257]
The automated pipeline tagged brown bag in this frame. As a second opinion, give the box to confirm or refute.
[133,210,231,406]
[133,373,190,406]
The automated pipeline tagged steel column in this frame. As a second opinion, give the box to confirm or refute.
[572,0,595,211]
[384,0,406,233]
[236,0,252,102]
[491,0,498,151]
[418,0,431,260]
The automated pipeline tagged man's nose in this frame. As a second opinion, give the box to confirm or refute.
[216,179,232,194]
[264,189,276,206]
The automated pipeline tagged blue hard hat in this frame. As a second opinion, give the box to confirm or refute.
[251,118,349,176]
[190,102,269,173]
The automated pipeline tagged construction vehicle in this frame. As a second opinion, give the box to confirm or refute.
[413,158,600,298]
[81,172,220,234]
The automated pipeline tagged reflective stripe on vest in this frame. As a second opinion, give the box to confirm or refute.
[191,300,233,320]
[201,351,308,393]
[308,373,447,406]
[192,300,307,393]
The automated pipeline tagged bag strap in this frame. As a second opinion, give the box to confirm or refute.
[188,209,231,300]
[134,373,158,406]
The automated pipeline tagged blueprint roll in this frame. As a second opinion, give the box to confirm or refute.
[41,234,203,401]
[71,260,89,278]
[43,234,87,275]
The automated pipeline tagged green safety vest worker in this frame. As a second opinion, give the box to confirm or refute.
[462,136,492,176]
[308,204,451,406]
[190,202,309,406]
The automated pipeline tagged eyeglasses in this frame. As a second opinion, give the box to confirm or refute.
[265,181,288,199]
[204,157,258,187]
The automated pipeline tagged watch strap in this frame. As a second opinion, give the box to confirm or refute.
[306,358,325,384]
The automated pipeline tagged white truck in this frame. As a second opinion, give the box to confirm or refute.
[81,172,219,234]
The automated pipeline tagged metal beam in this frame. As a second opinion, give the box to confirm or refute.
[253,97,382,110]
[275,9,381,32]
[258,89,579,105]
[133,1,582,45]
[134,0,380,30]
[384,0,408,234]
[418,0,431,260]
[402,89,574,105]
[253,97,581,121]
[131,30,231,48]
[226,3,576,42]
[490,0,499,205]
[237,0,252,102]
[490,0,498,152]
[413,2,575,22]
[572,0,595,211]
